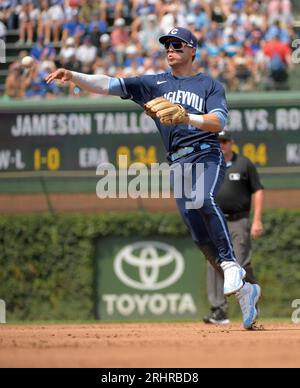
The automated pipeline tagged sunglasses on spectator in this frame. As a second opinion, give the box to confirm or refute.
[164,41,193,51]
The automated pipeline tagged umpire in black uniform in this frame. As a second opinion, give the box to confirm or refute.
[204,131,264,325]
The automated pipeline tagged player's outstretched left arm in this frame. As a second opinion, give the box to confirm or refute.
[144,97,224,133]
[45,69,125,96]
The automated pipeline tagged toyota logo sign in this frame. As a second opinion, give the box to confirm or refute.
[114,242,185,291]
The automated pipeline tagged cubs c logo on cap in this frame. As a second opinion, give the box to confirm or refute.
[170,28,179,35]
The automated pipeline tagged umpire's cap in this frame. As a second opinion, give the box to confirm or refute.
[218,130,233,141]
[159,27,198,48]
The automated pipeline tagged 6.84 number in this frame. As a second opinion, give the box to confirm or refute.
[232,143,267,166]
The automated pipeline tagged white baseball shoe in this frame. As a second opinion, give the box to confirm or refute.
[236,282,261,330]
[221,261,246,296]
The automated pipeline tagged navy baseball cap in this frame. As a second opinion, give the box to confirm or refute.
[159,27,198,48]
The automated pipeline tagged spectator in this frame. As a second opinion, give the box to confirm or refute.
[0,18,7,40]
[4,63,24,98]
[223,34,242,57]
[246,30,263,56]
[233,47,256,91]
[37,0,51,44]
[203,35,222,58]
[123,44,144,76]
[17,1,40,45]
[264,33,293,86]
[48,0,65,44]
[160,4,186,34]
[138,14,162,53]
[59,36,78,70]
[190,4,210,31]
[2,0,296,98]
[0,0,16,30]
[94,49,118,77]
[76,34,97,68]
[210,0,227,23]
[30,35,56,61]
[23,59,60,98]
[102,0,123,23]
[197,48,210,73]
[96,33,111,58]
[87,10,107,47]
[29,35,44,59]
[61,11,86,44]
[280,0,292,24]
[267,0,290,25]
[265,20,291,43]
[111,17,130,65]
[79,0,98,24]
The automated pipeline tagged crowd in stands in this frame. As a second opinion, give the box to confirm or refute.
[1,0,296,99]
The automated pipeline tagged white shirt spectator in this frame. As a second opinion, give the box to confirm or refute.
[48,4,65,22]
[160,6,186,34]
[60,38,76,62]
[76,43,97,64]
[19,6,40,22]
[0,20,7,39]
[138,15,163,52]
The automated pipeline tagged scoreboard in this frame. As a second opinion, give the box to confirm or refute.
[0,95,300,190]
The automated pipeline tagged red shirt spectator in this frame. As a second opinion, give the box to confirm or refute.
[264,37,291,64]
[111,18,129,46]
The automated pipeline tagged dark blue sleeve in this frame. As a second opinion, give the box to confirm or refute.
[206,80,228,115]
[121,75,156,107]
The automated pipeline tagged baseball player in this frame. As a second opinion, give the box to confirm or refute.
[46,27,261,330]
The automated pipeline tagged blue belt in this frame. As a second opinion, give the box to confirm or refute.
[168,143,211,162]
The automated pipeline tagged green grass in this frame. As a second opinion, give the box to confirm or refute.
[4,317,294,325]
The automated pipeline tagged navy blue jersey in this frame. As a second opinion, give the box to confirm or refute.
[120,72,228,153]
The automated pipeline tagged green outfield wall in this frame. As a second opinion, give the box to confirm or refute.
[0,92,300,193]
[0,210,299,322]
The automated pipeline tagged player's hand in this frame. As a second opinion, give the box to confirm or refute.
[144,97,189,125]
[251,220,264,240]
[45,68,73,84]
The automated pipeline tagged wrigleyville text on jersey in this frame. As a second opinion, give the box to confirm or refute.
[163,91,204,113]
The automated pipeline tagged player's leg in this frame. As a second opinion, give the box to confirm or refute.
[190,150,246,295]
[171,158,223,276]
[173,150,244,293]
[228,218,256,284]
[174,165,231,324]
[198,151,261,328]
[176,193,260,329]
[175,150,261,329]
[175,192,223,276]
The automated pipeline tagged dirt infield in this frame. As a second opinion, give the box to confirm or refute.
[0,189,299,214]
[0,323,300,368]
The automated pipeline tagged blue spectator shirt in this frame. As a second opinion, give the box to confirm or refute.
[88,20,107,34]
[194,12,210,31]
[63,21,86,37]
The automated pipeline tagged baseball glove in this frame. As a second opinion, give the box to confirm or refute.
[144,97,188,125]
